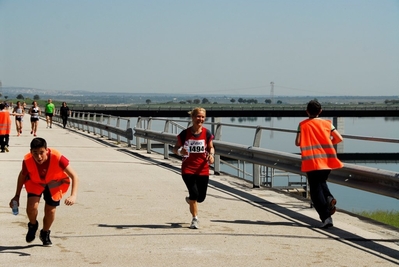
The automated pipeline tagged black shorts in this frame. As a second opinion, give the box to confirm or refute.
[30,117,39,122]
[45,113,53,117]
[27,186,60,207]
[182,174,209,203]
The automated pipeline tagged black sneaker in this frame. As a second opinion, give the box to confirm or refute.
[40,229,52,246]
[26,221,39,243]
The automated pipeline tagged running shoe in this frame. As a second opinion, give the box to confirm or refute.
[327,196,337,215]
[321,217,333,228]
[40,229,52,246]
[26,221,39,243]
[185,196,190,204]
[189,218,199,229]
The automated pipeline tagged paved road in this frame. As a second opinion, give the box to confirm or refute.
[1,116,399,266]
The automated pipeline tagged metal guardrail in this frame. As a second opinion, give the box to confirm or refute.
[47,110,399,201]
[52,110,133,146]
[133,117,399,200]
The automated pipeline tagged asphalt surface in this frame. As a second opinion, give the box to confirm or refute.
[1,116,399,267]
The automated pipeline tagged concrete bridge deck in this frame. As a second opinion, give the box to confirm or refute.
[1,117,399,266]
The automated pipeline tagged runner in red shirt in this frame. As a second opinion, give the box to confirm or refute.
[173,107,215,229]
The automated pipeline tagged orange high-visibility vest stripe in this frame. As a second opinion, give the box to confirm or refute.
[0,111,11,135]
[24,148,70,201]
[299,119,343,172]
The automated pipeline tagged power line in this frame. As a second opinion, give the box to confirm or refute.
[274,85,339,95]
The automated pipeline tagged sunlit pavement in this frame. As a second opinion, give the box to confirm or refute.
[1,116,398,267]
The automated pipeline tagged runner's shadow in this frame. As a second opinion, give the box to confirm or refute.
[98,223,184,229]
[210,179,399,262]
[0,244,41,256]
[211,219,301,227]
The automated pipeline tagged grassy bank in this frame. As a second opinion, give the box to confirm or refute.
[358,210,399,229]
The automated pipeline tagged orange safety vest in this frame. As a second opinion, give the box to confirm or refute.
[24,149,70,201]
[0,111,11,135]
[299,118,343,172]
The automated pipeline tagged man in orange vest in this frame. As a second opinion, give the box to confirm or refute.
[10,137,79,246]
[0,103,12,152]
[295,100,343,228]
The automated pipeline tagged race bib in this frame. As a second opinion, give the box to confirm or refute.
[186,139,206,153]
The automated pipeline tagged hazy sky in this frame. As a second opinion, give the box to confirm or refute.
[1,0,398,96]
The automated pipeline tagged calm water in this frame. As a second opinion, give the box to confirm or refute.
[133,116,399,213]
[216,116,399,213]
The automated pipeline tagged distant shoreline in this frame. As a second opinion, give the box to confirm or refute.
[1,87,398,105]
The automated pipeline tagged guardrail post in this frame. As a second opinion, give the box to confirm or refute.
[146,118,153,153]
[242,161,246,180]
[93,113,97,135]
[252,126,263,188]
[127,119,132,147]
[213,122,222,175]
[80,112,83,130]
[87,113,91,134]
[116,117,121,143]
[237,160,241,177]
[135,117,143,149]
[99,114,104,137]
[74,112,79,130]
[107,116,111,140]
[333,117,345,153]
[163,120,171,159]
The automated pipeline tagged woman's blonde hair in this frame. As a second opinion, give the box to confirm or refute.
[188,107,206,118]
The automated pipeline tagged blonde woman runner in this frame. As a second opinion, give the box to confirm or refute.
[173,107,215,229]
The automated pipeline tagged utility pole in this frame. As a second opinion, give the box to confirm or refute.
[270,81,274,104]
[269,81,275,138]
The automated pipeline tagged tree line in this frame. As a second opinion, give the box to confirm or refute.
[145,97,282,105]
[384,99,399,104]
[0,93,41,101]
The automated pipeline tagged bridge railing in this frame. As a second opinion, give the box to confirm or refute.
[52,110,134,146]
[133,116,399,201]
[48,111,399,201]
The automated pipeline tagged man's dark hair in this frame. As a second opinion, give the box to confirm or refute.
[306,100,322,116]
[30,137,47,149]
